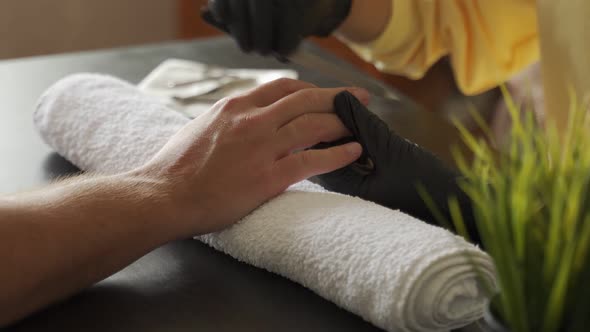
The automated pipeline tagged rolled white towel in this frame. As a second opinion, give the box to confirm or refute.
[34,74,497,332]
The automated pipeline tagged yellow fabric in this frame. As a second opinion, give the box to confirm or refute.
[347,0,539,95]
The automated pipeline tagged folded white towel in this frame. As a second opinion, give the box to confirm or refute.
[34,74,497,332]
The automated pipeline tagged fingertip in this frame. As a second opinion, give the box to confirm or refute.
[347,88,370,105]
[318,142,362,176]
[344,142,363,158]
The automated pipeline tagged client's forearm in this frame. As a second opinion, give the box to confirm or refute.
[336,0,392,43]
[0,174,175,327]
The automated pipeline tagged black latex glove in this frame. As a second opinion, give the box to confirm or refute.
[318,92,481,243]
[204,0,353,56]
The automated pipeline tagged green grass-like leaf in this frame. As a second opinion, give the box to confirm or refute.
[442,86,590,331]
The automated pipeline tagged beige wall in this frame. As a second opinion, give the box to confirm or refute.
[538,0,590,135]
[0,0,178,60]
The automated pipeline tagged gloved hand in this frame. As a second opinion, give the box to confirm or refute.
[318,92,481,243]
[204,0,353,56]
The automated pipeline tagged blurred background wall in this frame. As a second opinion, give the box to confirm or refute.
[0,0,179,59]
[0,0,456,112]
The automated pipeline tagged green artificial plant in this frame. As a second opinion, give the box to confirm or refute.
[443,88,590,332]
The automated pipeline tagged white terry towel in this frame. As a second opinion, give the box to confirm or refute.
[34,74,497,332]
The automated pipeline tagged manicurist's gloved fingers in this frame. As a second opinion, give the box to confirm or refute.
[315,159,366,195]
[269,88,370,128]
[275,4,303,56]
[205,0,353,57]
[227,0,252,52]
[275,113,350,157]
[245,78,317,108]
[208,0,231,22]
[249,0,274,55]
[273,142,363,188]
[333,91,393,167]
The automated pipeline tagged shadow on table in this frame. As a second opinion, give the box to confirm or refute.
[42,153,81,180]
[8,240,383,332]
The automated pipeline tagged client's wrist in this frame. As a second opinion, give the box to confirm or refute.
[119,168,209,240]
[101,172,185,241]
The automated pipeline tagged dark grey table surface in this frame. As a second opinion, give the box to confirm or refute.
[0,37,473,332]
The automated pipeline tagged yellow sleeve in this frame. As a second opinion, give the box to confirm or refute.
[346,0,539,95]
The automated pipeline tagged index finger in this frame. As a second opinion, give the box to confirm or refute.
[244,78,317,108]
[268,87,370,128]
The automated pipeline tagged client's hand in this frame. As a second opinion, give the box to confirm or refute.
[0,78,368,326]
[317,92,480,241]
[134,79,369,236]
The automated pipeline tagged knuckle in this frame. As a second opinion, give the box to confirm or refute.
[298,89,321,109]
[307,114,325,132]
[211,96,230,111]
[273,77,300,92]
[232,111,265,133]
[249,109,269,125]
[285,114,313,139]
[219,95,248,113]
[297,151,311,169]
[231,115,252,133]
[283,121,299,140]
[297,113,313,126]
[298,113,324,138]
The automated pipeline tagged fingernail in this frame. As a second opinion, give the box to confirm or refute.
[346,142,363,156]
[349,88,371,105]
